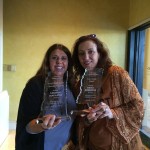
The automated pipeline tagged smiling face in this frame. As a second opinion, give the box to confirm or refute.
[78,40,100,70]
[49,49,68,77]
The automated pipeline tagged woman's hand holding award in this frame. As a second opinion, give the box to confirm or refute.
[71,68,104,116]
[40,74,71,121]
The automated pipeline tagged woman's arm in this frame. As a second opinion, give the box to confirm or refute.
[107,66,144,143]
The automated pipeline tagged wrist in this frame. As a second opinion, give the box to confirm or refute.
[108,109,114,119]
[26,119,46,134]
[108,113,113,119]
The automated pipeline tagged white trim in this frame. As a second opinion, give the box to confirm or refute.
[0,0,3,92]
[128,18,150,30]
[9,121,16,130]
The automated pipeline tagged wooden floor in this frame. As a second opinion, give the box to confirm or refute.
[0,130,150,150]
[0,130,15,150]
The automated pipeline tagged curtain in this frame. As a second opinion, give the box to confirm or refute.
[127,29,145,96]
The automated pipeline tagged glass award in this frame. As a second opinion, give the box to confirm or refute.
[40,73,71,121]
[71,68,104,115]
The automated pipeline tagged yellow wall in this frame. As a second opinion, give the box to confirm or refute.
[3,0,130,121]
[129,0,150,27]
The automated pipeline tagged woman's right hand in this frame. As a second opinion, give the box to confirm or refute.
[41,114,61,130]
[26,114,61,134]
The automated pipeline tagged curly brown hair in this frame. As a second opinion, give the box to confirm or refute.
[72,34,113,79]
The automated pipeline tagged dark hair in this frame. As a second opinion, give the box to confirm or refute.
[72,34,113,78]
[36,44,73,83]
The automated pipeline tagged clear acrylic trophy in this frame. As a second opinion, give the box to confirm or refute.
[71,68,104,115]
[40,73,71,121]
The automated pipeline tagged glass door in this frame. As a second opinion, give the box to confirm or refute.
[142,28,150,141]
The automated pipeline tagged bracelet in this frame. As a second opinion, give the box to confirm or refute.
[35,119,43,124]
[35,119,48,131]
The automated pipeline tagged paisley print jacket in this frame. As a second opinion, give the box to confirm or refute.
[75,66,144,150]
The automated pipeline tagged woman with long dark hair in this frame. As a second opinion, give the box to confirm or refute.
[16,44,76,150]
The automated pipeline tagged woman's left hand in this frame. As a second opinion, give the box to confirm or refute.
[86,102,113,124]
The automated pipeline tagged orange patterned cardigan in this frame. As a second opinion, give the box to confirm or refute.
[75,65,144,150]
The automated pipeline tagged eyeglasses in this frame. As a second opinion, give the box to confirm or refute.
[78,34,96,40]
